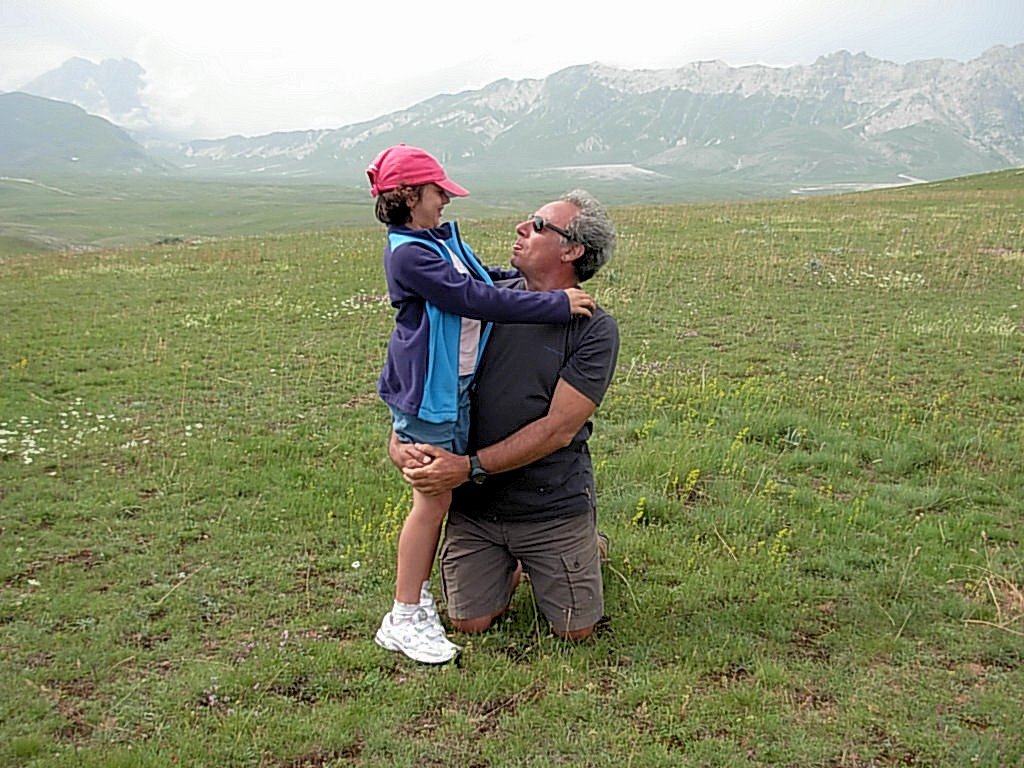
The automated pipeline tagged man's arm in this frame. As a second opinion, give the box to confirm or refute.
[478,377,596,473]
[401,378,597,495]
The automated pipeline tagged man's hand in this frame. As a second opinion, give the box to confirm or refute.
[387,431,433,470]
[402,443,471,495]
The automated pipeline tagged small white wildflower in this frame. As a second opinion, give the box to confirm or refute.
[351,561,361,569]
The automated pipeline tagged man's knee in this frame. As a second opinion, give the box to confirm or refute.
[552,624,596,641]
[449,615,495,634]
[452,616,595,639]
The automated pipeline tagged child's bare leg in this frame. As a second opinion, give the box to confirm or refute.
[395,488,451,605]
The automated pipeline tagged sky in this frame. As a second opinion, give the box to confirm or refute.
[2,0,1022,139]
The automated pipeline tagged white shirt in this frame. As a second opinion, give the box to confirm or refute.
[433,236,482,376]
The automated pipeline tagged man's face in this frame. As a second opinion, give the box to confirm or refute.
[511,200,579,276]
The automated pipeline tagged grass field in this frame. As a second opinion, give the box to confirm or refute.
[0,173,637,256]
[1,169,1022,766]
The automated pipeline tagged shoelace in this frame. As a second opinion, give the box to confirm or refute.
[410,608,447,640]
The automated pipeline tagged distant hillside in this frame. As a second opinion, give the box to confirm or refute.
[7,45,1024,198]
[152,45,1024,196]
[0,92,168,176]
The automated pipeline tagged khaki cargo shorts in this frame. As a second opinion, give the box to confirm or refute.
[439,508,604,634]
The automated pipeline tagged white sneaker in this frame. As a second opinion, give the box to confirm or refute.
[419,590,441,621]
[419,591,460,651]
[375,608,460,664]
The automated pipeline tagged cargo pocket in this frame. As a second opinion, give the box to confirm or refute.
[558,546,600,630]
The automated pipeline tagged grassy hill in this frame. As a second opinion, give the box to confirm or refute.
[0,173,537,255]
[1,174,1021,766]
[0,92,166,178]
[3,167,1022,256]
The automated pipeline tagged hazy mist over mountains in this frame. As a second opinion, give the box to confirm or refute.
[3,45,1022,200]
[19,57,155,134]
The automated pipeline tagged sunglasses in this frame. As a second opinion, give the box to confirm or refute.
[530,215,576,242]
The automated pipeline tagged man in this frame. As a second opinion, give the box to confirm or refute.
[390,189,618,641]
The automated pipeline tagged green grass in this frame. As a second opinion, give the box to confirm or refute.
[1,169,1022,766]
[0,175,534,253]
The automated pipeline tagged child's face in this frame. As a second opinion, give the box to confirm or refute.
[408,184,451,229]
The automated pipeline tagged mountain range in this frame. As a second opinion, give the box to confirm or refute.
[3,46,1023,200]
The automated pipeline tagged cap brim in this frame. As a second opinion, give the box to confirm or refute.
[437,177,470,197]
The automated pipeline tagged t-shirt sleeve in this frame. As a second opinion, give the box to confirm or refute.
[559,312,619,406]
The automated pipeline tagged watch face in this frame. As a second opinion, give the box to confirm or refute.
[469,455,486,484]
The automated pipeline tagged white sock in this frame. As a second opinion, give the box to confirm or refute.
[392,600,419,621]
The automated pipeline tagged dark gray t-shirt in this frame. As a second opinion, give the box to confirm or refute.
[451,277,620,521]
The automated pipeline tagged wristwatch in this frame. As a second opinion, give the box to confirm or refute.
[468,454,488,485]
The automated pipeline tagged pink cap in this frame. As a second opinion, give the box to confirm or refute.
[366,144,469,197]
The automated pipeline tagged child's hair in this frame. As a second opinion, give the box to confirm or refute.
[375,185,422,226]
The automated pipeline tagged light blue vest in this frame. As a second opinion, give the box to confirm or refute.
[388,224,495,423]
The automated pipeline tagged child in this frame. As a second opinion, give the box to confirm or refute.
[367,144,594,663]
